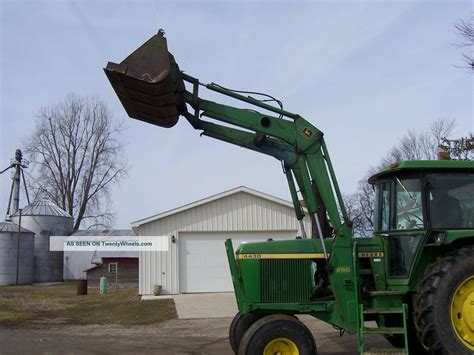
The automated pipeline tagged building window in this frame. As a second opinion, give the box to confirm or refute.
[108,262,118,274]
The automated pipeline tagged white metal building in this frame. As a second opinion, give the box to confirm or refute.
[134,186,310,295]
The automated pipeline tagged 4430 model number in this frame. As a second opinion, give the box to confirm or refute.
[239,254,262,259]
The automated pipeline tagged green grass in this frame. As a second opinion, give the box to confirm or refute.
[0,282,177,328]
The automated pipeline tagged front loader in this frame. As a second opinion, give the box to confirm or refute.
[105,31,474,354]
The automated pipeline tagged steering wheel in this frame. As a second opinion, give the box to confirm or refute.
[402,211,424,229]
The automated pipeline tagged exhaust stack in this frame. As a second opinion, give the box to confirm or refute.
[104,30,186,128]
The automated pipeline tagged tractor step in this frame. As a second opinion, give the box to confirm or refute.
[364,326,405,335]
[363,348,406,355]
[364,307,403,314]
[354,244,409,354]
[367,290,406,296]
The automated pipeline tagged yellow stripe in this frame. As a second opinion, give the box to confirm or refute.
[358,252,384,258]
[236,253,327,260]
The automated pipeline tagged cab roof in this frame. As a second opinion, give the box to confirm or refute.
[368,160,474,184]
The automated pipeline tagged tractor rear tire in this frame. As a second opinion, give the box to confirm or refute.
[229,312,260,353]
[413,245,474,354]
[238,314,317,355]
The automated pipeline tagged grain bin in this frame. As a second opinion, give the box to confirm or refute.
[12,200,74,283]
[0,221,34,285]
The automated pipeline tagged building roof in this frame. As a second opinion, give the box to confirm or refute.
[0,221,33,234]
[83,256,138,272]
[12,200,72,218]
[71,229,135,237]
[84,264,102,272]
[131,186,295,228]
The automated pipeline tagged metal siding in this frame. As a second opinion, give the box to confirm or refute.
[0,229,35,285]
[138,191,311,295]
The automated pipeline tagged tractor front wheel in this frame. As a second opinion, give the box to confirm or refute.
[229,312,260,353]
[413,245,474,354]
[238,314,317,355]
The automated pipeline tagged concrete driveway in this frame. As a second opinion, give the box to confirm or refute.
[173,292,238,319]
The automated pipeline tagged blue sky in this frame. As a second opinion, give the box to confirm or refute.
[1,0,472,228]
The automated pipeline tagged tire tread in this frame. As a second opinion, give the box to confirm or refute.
[413,245,474,354]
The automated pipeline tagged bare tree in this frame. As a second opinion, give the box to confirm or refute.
[381,118,455,163]
[455,15,474,72]
[25,94,127,231]
[348,118,458,235]
[344,170,377,237]
[441,133,474,160]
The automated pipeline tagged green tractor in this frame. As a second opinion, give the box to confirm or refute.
[105,31,474,354]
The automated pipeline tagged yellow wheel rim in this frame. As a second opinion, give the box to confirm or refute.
[451,275,474,350]
[263,337,299,355]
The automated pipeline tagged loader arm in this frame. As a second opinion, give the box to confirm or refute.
[104,31,350,242]
[186,78,347,238]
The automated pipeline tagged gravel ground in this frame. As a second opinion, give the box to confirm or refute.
[0,316,390,354]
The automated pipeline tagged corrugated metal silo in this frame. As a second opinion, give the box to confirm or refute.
[0,221,35,285]
[12,200,74,283]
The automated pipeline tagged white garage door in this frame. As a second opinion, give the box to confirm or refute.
[179,231,296,293]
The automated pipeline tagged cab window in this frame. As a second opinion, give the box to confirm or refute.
[428,174,474,229]
[379,182,390,231]
[375,178,424,231]
[394,178,424,230]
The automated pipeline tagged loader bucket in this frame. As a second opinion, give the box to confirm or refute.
[104,33,186,128]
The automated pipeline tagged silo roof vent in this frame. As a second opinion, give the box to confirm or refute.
[0,221,33,233]
[12,200,72,218]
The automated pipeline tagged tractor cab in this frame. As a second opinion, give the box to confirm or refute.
[369,160,474,231]
[368,160,474,279]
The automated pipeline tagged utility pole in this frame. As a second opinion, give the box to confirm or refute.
[11,149,22,216]
[3,149,29,221]
[15,209,22,285]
